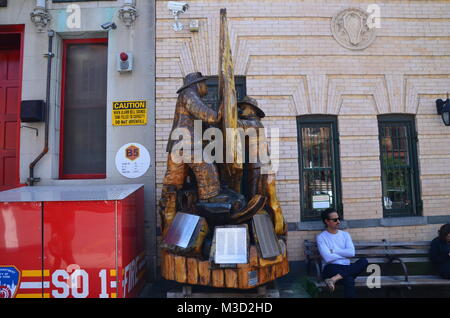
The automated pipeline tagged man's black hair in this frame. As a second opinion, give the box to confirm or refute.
[321,208,337,226]
[438,223,450,242]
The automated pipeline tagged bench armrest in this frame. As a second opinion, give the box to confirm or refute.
[387,256,409,282]
[313,259,322,282]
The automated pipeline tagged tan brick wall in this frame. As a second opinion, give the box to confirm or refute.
[155,0,450,261]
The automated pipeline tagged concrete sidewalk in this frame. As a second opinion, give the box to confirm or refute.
[138,260,450,298]
[139,262,311,298]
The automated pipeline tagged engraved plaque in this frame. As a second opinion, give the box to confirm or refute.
[213,226,248,264]
[163,212,200,248]
[252,214,281,259]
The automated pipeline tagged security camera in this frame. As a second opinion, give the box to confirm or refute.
[168,2,189,31]
[101,22,117,31]
[168,1,189,14]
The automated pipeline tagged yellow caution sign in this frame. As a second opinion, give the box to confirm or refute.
[112,100,147,126]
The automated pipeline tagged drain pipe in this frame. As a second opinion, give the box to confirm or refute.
[28,30,55,186]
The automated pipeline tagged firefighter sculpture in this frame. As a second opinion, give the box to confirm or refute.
[159,9,288,290]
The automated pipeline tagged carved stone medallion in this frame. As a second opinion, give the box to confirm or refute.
[331,7,377,50]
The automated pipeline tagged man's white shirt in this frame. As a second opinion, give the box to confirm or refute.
[316,230,355,268]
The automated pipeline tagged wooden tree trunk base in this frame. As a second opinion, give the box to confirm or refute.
[161,246,289,290]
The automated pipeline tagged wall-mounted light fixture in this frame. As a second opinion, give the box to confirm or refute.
[30,0,51,32]
[168,1,189,31]
[118,0,138,27]
[436,98,450,126]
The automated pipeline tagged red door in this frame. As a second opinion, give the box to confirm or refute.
[0,28,23,191]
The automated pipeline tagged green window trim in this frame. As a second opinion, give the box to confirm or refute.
[377,114,422,218]
[296,115,343,222]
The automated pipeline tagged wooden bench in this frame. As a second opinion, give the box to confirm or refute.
[304,240,450,295]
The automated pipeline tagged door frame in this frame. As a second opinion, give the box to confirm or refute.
[0,25,25,190]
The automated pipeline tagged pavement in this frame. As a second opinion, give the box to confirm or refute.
[138,261,450,298]
[139,262,311,298]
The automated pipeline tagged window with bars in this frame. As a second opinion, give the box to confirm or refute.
[378,115,422,217]
[297,115,343,221]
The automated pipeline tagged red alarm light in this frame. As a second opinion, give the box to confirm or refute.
[118,52,133,72]
[120,52,129,61]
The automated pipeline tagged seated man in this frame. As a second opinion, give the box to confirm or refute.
[316,209,368,298]
[429,223,450,279]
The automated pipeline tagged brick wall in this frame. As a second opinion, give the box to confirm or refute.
[155,0,450,261]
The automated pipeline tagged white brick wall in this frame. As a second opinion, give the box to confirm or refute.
[156,0,450,261]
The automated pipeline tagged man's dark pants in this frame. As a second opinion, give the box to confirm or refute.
[322,258,369,298]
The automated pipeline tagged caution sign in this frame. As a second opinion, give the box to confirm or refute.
[112,100,147,126]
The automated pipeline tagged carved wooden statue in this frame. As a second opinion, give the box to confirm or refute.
[159,9,289,290]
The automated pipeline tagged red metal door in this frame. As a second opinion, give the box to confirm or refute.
[0,30,22,191]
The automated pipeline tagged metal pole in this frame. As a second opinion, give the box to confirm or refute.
[28,29,54,186]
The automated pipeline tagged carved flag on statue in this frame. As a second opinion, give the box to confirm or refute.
[219,8,243,177]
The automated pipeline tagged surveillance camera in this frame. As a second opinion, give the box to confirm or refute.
[101,22,117,31]
[168,1,189,14]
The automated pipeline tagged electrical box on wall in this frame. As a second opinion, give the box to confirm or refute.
[118,52,133,73]
[21,100,45,122]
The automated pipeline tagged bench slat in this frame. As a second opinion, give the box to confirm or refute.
[306,249,429,255]
[305,241,431,247]
[315,275,450,288]
[357,249,429,255]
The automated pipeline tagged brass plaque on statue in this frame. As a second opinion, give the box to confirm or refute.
[163,212,200,248]
[252,214,281,259]
[213,225,248,264]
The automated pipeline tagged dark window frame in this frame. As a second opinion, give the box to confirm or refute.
[202,76,246,110]
[59,38,108,180]
[377,114,422,218]
[201,76,247,195]
[296,115,343,222]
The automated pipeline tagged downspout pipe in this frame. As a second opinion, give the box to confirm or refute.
[28,29,55,186]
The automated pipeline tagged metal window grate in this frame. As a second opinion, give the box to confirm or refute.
[297,117,342,221]
[378,117,421,217]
